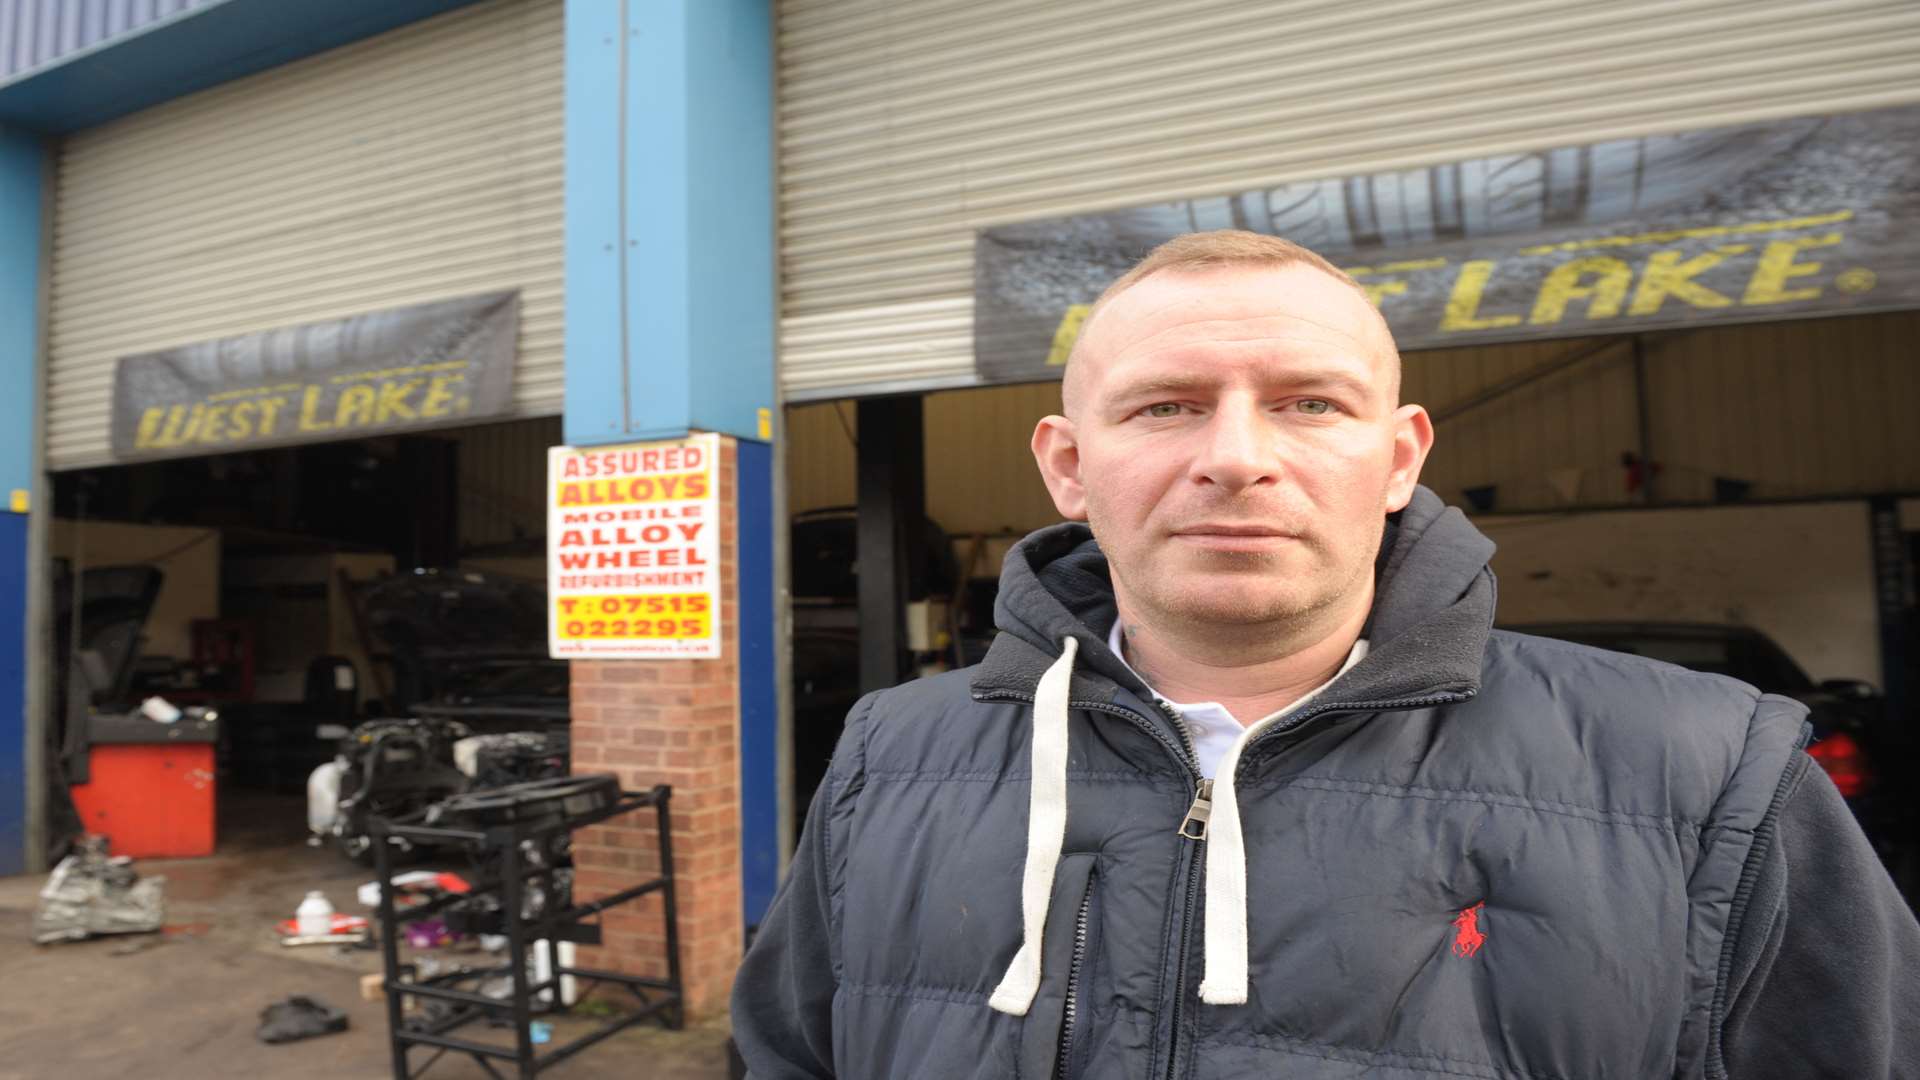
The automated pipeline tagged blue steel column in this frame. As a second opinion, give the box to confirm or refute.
[564,0,778,926]
[0,130,44,878]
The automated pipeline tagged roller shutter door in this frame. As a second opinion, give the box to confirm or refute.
[776,0,1920,400]
[45,0,562,471]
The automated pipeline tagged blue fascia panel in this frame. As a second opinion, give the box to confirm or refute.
[0,129,40,500]
[0,0,487,134]
[562,0,635,447]
[618,0,693,444]
[685,0,773,445]
[736,438,777,925]
[563,0,771,450]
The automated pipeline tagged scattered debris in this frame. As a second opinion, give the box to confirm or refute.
[295,889,334,936]
[279,931,369,948]
[404,917,457,949]
[356,871,471,911]
[275,913,369,937]
[31,836,166,945]
[256,995,350,1044]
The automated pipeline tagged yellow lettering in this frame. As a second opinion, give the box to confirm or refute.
[1529,257,1632,325]
[256,395,286,436]
[1742,232,1841,305]
[1361,280,1408,308]
[134,407,169,449]
[1628,247,1744,316]
[298,386,333,432]
[335,385,376,427]
[420,374,465,417]
[374,378,422,422]
[227,401,256,440]
[177,403,208,444]
[156,405,189,447]
[1045,304,1093,367]
[1440,261,1521,332]
[199,404,230,443]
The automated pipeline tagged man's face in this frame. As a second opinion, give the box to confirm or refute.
[1032,263,1433,636]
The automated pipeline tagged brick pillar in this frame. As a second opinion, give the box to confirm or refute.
[570,437,743,1020]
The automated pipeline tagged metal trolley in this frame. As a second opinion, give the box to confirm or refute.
[370,777,684,1079]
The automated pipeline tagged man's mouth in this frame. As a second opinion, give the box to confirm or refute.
[1174,524,1293,537]
[1170,524,1300,552]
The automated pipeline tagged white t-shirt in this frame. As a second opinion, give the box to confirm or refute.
[1106,620,1370,779]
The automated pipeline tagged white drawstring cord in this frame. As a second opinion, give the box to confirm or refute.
[988,636,1079,1016]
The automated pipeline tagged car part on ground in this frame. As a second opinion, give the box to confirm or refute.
[31,836,166,945]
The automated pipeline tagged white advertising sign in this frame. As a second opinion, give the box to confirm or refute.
[547,434,722,659]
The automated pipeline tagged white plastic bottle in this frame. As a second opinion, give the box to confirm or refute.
[296,890,334,936]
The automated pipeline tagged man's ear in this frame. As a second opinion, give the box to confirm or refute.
[1384,404,1435,512]
[1031,414,1088,521]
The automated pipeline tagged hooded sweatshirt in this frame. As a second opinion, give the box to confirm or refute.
[733,487,1920,1078]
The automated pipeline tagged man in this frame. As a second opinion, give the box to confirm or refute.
[734,230,1920,1078]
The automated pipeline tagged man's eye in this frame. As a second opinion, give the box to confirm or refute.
[1295,399,1336,415]
[1142,403,1183,418]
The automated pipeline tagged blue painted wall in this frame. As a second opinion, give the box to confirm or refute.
[737,439,776,924]
[0,513,23,877]
[564,0,773,446]
[0,129,37,877]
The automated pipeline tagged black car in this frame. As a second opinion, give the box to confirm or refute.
[1505,621,1916,892]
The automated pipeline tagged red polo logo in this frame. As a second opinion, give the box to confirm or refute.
[1452,902,1486,958]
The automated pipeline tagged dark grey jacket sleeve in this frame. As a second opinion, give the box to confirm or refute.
[731,777,839,1079]
[732,696,877,1079]
[1720,757,1920,1078]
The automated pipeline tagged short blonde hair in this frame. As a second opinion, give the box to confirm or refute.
[1063,229,1394,412]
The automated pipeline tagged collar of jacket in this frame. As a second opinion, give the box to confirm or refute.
[969,485,1498,724]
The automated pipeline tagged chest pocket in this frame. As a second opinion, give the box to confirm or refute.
[1017,852,1104,1080]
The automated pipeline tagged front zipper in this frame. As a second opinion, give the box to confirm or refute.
[1055,882,1095,1080]
[1177,780,1214,840]
[976,682,1475,1080]
[973,688,1206,1080]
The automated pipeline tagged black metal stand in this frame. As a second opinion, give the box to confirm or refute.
[371,783,683,1080]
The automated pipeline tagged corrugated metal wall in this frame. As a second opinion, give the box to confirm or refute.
[776,0,1920,400]
[0,0,213,83]
[44,0,562,471]
[788,310,1920,543]
[451,415,560,551]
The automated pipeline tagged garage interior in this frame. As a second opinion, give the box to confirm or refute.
[784,308,1920,898]
[43,415,561,860]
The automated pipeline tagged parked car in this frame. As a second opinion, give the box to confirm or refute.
[1504,621,1916,893]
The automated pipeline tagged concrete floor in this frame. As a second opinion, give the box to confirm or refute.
[0,791,732,1080]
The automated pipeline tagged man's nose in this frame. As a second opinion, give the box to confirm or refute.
[1192,401,1277,491]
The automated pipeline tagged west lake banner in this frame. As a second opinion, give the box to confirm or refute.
[111,291,519,461]
[975,105,1920,382]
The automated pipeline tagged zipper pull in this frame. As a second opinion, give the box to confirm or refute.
[1178,779,1214,841]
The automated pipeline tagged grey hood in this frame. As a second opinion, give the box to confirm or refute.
[981,484,1496,709]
